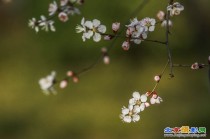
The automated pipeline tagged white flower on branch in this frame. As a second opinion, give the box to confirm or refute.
[167,2,184,16]
[141,17,156,32]
[39,15,56,32]
[76,17,107,42]
[129,91,150,112]
[39,71,56,95]
[120,105,140,123]
[150,94,163,104]
[28,18,39,33]
[49,1,58,16]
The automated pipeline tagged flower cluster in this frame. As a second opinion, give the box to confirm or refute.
[29,0,84,33]
[122,17,156,50]
[59,70,79,89]
[76,18,107,42]
[120,91,162,123]
[39,71,57,95]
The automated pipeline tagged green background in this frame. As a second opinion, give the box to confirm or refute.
[0,0,210,139]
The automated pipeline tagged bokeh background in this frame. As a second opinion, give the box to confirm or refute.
[0,0,210,139]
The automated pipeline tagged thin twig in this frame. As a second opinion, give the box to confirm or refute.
[151,60,169,93]
[76,0,150,76]
[173,64,208,68]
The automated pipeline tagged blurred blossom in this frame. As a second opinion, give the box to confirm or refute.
[161,20,173,27]
[49,1,58,16]
[112,22,120,32]
[157,11,165,21]
[60,80,68,89]
[191,62,205,70]
[58,12,69,22]
[167,2,184,16]
[150,94,163,104]
[122,41,130,50]
[154,75,161,82]
[39,71,56,95]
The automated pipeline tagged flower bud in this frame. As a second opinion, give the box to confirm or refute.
[67,71,74,77]
[58,12,69,22]
[60,80,68,89]
[101,47,107,53]
[103,56,110,65]
[122,41,130,51]
[154,75,161,82]
[161,20,173,27]
[191,62,205,70]
[112,22,120,32]
[73,76,79,83]
[157,11,165,21]
[104,35,113,40]
[208,56,210,64]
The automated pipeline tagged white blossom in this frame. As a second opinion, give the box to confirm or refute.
[154,75,161,82]
[39,71,56,95]
[76,17,107,42]
[60,0,68,6]
[141,17,156,32]
[28,18,39,33]
[39,15,56,32]
[167,2,184,16]
[49,1,58,16]
[150,94,163,104]
[58,12,69,22]
[120,105,140,123]
[122,41,130,50]
[129,91,149,112]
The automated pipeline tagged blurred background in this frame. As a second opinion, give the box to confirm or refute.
[0,0,210,139]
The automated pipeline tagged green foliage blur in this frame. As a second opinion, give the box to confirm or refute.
[0,0,210,139]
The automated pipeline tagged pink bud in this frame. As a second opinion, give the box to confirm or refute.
[112,22,120,32]
[104,35,112,40]
[58,12,68,22]
[191,62,199,70]
[208,56,210,64]
[67,71,74,77]
[152,94,158,99]
[103,56,110,65]
[73,76,79,83]
[101,47,107,53]
[60,80,68,89]
[154,75,161,82]
[122,41,130,51]
[157,11,165,21]
[145,102,150,107]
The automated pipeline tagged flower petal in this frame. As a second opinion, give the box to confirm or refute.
[93,32,101,42]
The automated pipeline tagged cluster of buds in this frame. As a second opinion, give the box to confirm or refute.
[101,47,110,65]
[59,70,79,89]
[29,0,84,33]
[191,62,205,70]
[103,22,121,41]
[120,91,162,123]
[156,11,173,27]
